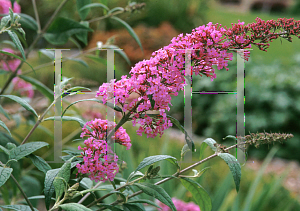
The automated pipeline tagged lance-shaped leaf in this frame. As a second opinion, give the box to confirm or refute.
[133,183,176,211]
[0,205,38,211]
[0,104,10,120]
[27,154,51,174]
[128,199,162,210]
[18,13,38,31]
[7,30,25,60]
[99,205,123,211]
[123,203,145,211]
[59,203,93,211]
[199,138,217,160]
[180,177,212,211]
[79,3,109,12]
[0,95,38,117]
[110,16,143,53]
[135,155,178,172]
[9,142,49,161]
[44,168,60,210]
[76,0,92,20]
[53,160,71,199]
[218,153,241,192]
[0,120,11,136]
[44,116,86,128]
[0,167,13,188]
[19,75,54,101]
[167,115,195,151]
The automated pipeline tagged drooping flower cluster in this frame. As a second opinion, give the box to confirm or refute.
[76,119,131,182]
[96,18,300,139]
[238,132,294,149]
[156,198,200,211]
[0,48,34,99]
[0,0,21,17]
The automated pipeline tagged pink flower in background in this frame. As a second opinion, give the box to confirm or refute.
[0,0,21,16]
[156,198,200,211]
[1,48,21,72]
[12,77,34,99]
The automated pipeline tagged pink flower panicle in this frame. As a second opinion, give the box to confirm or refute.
[156,198,200,211]
[77,119,131,182]
[96,18,300,139]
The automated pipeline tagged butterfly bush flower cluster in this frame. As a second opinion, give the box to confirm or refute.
[96,18,300,139]
[156,198,200,211]
[76,119,131,182]
[0,48,34,98]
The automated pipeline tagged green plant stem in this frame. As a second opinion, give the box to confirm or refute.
[31,0,41,33]
[91,143,239,209]
[10,173,35,211]
[0,0,70,96]
[20,99,56,145]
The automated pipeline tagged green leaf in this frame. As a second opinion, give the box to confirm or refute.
[18,13,38,31]
[133,183,176,211]
[0,120,11,136]
[127,171,144,182]
[105,44,131,65]
[180,177,212,211]
[110,16,143,53]
[181,144,190,157]
[62,86,91,98]
[123,203,144,211]
[7,30,25,60]
[199,142,208,161]
[44,17,93,45]
[79,3,109,12]
[76,0,92,20]
[0,145,10,155]
[98,205,123,211]
[16,28,26,40]
[0,50,35,74]
[0,205,38,211]
[44,168,60,210]
[66,57,88,68]
[53,161,71,199]
[62,98,122,116]
[19,75,54,101]
[9,8,14,23]
[59,203,93,211]
[109,7,124,13]
[0,104,10,120]
[128,199,162,210]
[75,21,89,45]
[0,16,11,29]
[44,116,86,128]
[38,49,54,60]
[135,155,178,172]
[85,54,107,65]
[218,153,241,192]
[27,154,51,174]
[167,115,195,152]
[0,95,38,117]
[9,142,49,161]
[0,167,13,188]
[202,138,217,152]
